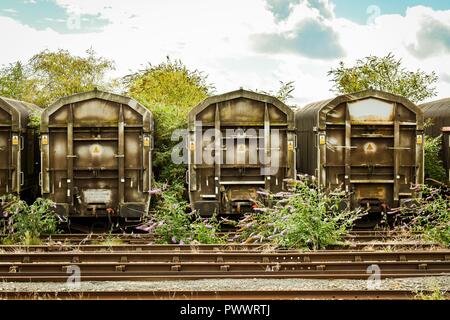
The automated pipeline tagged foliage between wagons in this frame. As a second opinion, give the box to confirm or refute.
[137,182,226,245]
[234,176,366,249]
[424,134,447,183]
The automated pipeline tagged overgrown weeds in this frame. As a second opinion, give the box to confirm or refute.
[235,176,366,249]
[415,285,448,300]
[0,195,59,245]
[136,182,226,244]
[390,184,449,246]
[92,232,125,246]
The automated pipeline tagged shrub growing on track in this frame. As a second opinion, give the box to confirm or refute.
[391,184,449,246]
[236,176,366,249]
[138,182,225,244]
[0,197,59,245]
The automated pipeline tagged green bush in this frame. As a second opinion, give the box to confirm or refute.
[424,134,447,183]
[392,185,449,246]
[140,182,225,244]
[125,58,213,184]
[1,197,59,245]
[236,177,366,249]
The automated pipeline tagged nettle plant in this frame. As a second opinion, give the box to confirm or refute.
[392,184,449,246]
[1,196,59,245]
[236,176,366,249]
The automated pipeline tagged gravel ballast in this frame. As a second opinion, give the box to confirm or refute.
[0,276,449,293]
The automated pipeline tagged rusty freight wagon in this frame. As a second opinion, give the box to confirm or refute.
[187,89,296,216]
[295,89,424,216]
[419,98,450,183]
[40,90,154,222]
[0,97,41,200]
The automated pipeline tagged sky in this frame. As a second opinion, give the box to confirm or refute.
[1,0,450,105]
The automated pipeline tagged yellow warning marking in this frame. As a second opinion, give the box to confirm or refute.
[41,135,48,145]
[417,135,423,145]
[319,135,326,145]
[90,144,103,155]
[12,135,19,145]
[189,141,195,151]
[143,136,150,147]
[288,141,294,151]
[364,142,377,153]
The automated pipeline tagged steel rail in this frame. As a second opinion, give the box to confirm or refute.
[0,250,449,263]
[1,289,445,300]
[1,261,449,277]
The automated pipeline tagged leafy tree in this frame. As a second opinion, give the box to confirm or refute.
[125,57,214,183]
[328,53,438,103]
[276,80,296,103]
[257,80,295,103]
[0,62,31,100]
[0,49,115,107]
[424,134,447,182]
[27,48,115,107]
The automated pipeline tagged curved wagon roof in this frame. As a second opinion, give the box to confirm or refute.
[419,97,450,118]
[188,89,295,127]
[0,96,42,130]
[296,89,423,130]
[41,89,153,130]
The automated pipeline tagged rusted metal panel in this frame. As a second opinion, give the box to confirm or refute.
[40,90,154,219]
[295,89,424,212]
[419,98,450,182]
[0,97,41,199]
[188,89,296,216]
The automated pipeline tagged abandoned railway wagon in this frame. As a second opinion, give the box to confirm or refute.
[295,89,424,215]
[419,98,450,183]
[187,89,296,216]
[0,96,41,200]
[40,90,154,222]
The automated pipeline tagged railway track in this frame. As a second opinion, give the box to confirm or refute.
[0,248,448,282]
[0,242,439,253]
[0,230,428,245]
[1,289,446,300]
[0,230,447,299]
[1,250,448,263]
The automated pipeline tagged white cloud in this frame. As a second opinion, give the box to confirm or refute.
[0,1,449,105]
[2,8,18,13]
